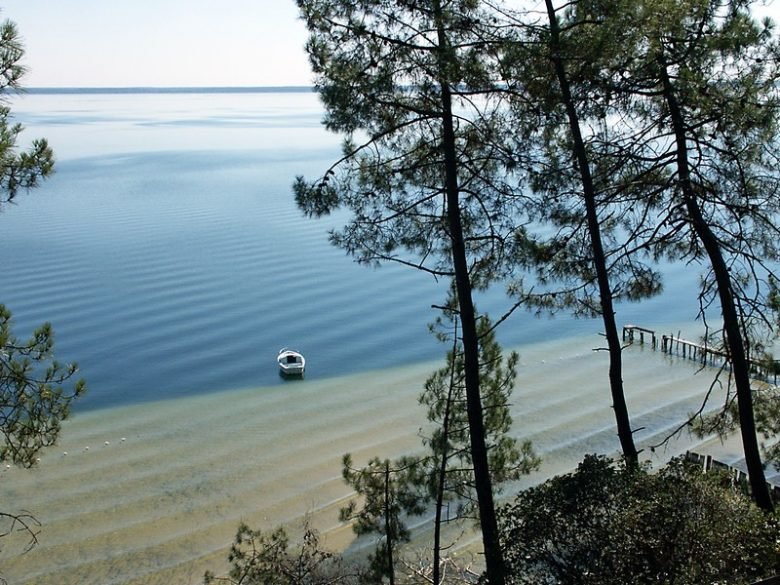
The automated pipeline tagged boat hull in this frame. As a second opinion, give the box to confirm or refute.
[277,349,305,377]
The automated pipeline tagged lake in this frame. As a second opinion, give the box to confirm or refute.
[1,88,701,411]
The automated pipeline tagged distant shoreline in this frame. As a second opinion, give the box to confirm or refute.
[24,86,316,95]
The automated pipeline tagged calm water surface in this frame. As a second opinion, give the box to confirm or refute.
[1,89,702,410]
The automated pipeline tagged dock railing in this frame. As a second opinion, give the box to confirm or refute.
[622,325,780,384]
[621,324,657,348]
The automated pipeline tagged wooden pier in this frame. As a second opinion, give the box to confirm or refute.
[622,324,779,384]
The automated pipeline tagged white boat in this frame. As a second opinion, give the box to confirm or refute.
[277,348,305,377]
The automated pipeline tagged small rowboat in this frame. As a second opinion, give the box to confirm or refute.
[277,348,305,377]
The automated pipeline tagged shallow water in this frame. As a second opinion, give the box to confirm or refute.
[0,332,753,585]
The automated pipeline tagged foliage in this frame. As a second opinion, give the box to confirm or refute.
[336,308,539,585]
[340,455,427,584]
[502,1,665,320]
[504,0,665,468]
[204,520,359,585]
[294,0,780,577]
[0,305,84,558]
[419,310,540,519]
[753,384,780,469]
[293,0,526,286]
[498,455,779,585]
[0,305,85,467]
[613,0,780,339]
[0,18,54,206]
[0,104,53,201]
[414,307,540,585]
[0,16,71,468]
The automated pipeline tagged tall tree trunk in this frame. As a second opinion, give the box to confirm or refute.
[433,318,459,585]
[544,0,639,467]
[431,397,450,585]
[384,460,396,585]
[433,3,507,582]
[659,58,774,512]
[442,121,507,583]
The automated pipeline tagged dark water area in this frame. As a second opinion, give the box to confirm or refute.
[0,90,703,411]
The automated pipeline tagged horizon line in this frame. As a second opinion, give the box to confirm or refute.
[22,85,317,95]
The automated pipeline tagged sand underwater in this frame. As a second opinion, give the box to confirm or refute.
[0,330,771,585]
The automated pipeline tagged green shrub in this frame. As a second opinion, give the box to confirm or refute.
[498,455,779,585]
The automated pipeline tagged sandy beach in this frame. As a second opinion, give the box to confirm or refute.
[0,331,761,585]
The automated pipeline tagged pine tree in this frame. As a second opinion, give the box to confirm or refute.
[294,1,528,580]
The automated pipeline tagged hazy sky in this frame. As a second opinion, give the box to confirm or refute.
[1,1,314,87]
[2,1,778,88]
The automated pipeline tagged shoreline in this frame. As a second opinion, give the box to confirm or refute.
[0,327,759,585]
